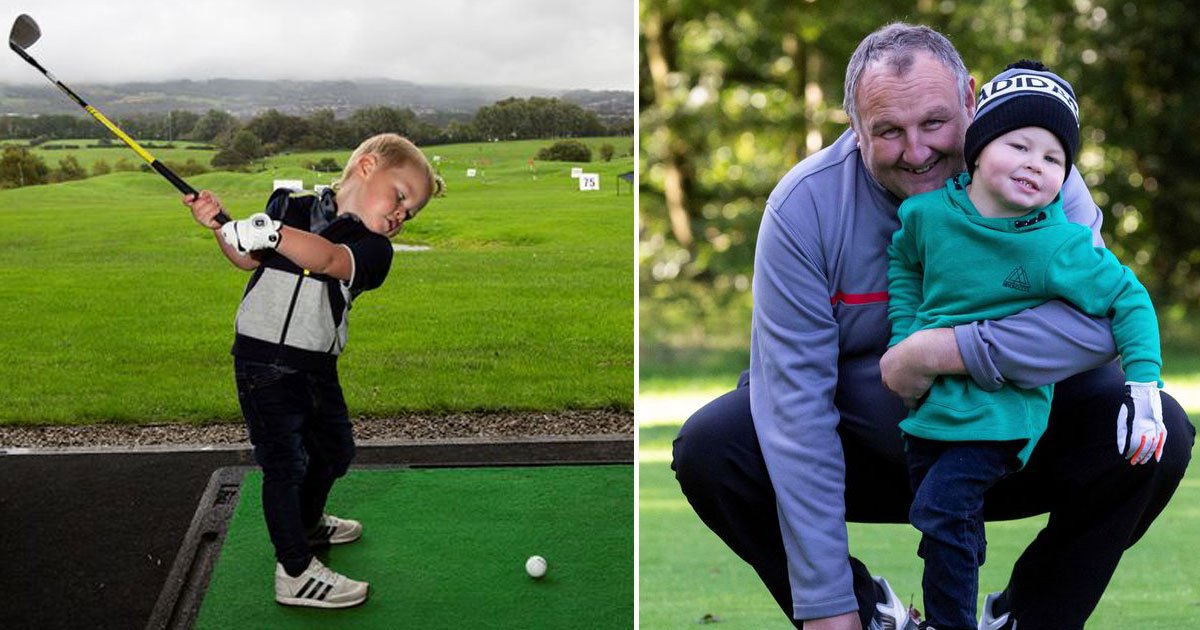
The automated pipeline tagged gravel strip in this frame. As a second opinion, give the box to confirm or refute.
[0,410,632,449]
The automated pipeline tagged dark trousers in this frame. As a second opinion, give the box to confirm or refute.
[235,358,356,575]
[671,363,1194,630]
[906,438,1022,630]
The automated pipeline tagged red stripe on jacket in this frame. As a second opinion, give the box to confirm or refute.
[830,291,889,306]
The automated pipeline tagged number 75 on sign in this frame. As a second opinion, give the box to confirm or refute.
[578,173,600,191]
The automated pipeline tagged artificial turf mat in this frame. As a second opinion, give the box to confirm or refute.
[195,465,633,628]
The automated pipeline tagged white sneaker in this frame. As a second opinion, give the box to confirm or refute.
[275,557,369,608]
[869,576,921,630]
[979,591,1013,630]
[307,513,362,546]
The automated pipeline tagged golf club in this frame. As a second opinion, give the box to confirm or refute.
[9,14,230,224]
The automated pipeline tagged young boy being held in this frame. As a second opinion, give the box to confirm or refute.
[186,133,442,608]
[886,61,1167,630]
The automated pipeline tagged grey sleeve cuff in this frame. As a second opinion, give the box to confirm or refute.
[955,322,1004,392]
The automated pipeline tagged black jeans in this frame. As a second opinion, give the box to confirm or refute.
[671,363,1194,629]
[234,358,355,575]
[906,438,1022,630]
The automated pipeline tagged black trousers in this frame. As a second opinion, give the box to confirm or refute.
[671,363,1194,629]
[235,358,356,575]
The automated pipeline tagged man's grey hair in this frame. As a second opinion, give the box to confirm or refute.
[843,23,972,129]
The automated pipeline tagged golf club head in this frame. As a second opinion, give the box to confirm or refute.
[9,14,41,51]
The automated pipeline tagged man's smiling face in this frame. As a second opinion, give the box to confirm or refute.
[852,51,975,199]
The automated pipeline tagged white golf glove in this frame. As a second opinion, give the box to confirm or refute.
[221,212,281,254]
[1116,381,1167,465]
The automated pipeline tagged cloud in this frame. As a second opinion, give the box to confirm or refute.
[2,0,634,89]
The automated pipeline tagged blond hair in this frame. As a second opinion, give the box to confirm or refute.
[331,133,445,199]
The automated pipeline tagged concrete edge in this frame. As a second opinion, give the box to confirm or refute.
[146,466,250,630]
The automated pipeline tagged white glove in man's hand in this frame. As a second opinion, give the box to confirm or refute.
[1116,381,1166,465]
[220,213,281,254]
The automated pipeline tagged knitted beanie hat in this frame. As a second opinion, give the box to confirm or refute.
[964,60,1080,179]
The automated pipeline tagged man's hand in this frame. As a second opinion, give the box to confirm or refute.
[880,328,964,408]
[220,213,281,254]
[1117,382,1167,465]
[804,611,862,630]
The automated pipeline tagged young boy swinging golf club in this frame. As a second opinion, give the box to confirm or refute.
[186,133,442,608]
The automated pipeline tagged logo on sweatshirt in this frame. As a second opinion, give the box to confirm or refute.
[1003,266,1031,292]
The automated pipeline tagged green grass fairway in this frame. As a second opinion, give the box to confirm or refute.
[198,465,633,628]
[0,137,632,424]
[639,422,1200,629]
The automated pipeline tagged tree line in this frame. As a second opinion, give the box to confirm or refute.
[0,96,630,165]
[641,0,1200,351]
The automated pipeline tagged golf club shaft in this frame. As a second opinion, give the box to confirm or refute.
[10,42,231,224]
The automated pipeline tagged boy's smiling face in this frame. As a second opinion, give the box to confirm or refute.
[969,126,1066,218]
[337,154,432,237]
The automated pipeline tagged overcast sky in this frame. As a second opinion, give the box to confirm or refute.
[2,0,634,90]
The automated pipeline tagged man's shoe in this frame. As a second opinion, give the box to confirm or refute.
[979,591,1014,630]
[275,557,368,608]
[869,576,921,630]
[307,513,362,546]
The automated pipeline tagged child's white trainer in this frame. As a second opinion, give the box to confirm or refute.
[307,513,363,546]
[275,557,368,608]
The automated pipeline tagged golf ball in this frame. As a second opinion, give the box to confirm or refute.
[525,555,547,579]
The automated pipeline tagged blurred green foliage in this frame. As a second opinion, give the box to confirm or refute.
[640,0,1200,359]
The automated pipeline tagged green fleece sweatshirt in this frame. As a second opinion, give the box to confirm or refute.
[888,172,1161,465]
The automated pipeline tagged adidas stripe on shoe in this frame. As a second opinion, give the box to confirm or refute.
[869,576,921,630]
[306,513,362,546]
[275,557,368,608]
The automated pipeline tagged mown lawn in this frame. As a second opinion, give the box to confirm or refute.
[638,364,1200,629]
[0,138,633,424]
